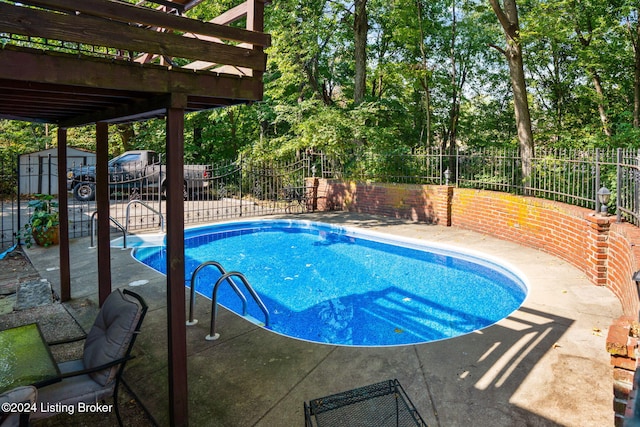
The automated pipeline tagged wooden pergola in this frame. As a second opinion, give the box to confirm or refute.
[0,1,270,425]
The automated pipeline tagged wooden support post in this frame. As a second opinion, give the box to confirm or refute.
[247,0,265,84]
[56,128,71,302]
[246,0,264,33]
[95,122,111,306]
[165,107,189,427]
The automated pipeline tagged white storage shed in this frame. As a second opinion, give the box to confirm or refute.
[19,147,96,195]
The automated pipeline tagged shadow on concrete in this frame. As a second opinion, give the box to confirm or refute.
[117,274,577,426]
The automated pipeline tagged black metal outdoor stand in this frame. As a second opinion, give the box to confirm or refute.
[304,379,428,427]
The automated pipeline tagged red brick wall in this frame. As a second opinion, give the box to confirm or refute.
[609,223,640,316]
[451,188,614,286]
[316,179,452,225]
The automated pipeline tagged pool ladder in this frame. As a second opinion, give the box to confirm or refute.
[186,261,270,341]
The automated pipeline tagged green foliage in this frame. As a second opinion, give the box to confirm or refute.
[185,106,260,163]
[19,194,60,248]
[0,121,52,162]
[4,0,640,167]
[245,99,354,159]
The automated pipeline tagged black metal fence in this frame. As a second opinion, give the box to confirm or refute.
[319,147,639,224]
[2,147,639,252]
[1,153,315,252]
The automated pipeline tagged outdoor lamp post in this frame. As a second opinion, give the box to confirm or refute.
[597,186,611,216]
[444,168,451,185]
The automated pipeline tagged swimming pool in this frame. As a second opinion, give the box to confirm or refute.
[131,219,528,346]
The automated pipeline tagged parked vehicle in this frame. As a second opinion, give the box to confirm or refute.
[67,150,210,202]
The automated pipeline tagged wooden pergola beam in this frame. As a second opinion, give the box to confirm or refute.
[60,95,172,128]
[0,48,264,99]
[0,79,145,99]
[18,0,270,47]
[0,3,266,71]
[0,48,264,124]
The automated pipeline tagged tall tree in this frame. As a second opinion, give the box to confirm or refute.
[443,0,466,159]
[489,0,534,181]
[523,1,576,146]
[621,3,640,128]
[354,0,369,105]
[415,0,434,147]
[116,124,135,151]
[573,2,612,137]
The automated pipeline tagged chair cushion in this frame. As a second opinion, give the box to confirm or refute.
[31,361,115,420]
[0,386,37,427]
[0,385,37,405]
[83,289,142,386]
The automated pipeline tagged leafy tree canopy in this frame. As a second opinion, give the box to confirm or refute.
[3,0,640,163]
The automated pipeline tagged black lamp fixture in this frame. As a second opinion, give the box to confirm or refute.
[597,186,611,216]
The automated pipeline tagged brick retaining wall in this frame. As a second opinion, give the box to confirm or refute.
[450,188,614,286]
[312,179,452,225]
[313,178,640,425]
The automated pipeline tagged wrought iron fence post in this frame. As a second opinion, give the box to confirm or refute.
[439,147,444,184]
[47,153,52,195]
[617,148,622,223]
[239,153,243,217]
[16,154,21,244]
[595,148,601,214]
[158,156,163,216]
[637,150,640,221]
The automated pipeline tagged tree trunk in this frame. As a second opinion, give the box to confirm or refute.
[635,40,640,128]
[416,0,432,147]
[446,77,465,182]
[228,108,237,153]
[589,70,612,136]
[193,126,202,146]
[489,0,534,185]
[576,16,612,136]
[632,16,640,128]
[354,0,368,105]
[421,80,432,148]
[116,123,135,151]
[447,0,459,164]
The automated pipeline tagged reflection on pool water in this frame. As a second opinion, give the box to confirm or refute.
[131,219,528,347]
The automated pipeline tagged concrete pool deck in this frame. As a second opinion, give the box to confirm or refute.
[22,212,622,426]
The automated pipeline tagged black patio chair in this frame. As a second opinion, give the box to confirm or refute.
[31,289,148,427]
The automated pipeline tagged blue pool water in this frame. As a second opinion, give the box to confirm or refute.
[132,220,528,347]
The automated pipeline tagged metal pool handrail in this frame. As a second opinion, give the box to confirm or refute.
[125,199,165,233]
[207,271,270,341]
[186,261,247,326]
[90,211,127,248]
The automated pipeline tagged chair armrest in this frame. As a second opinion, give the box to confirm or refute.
[47,335,87,346]
[58,355,135,380]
